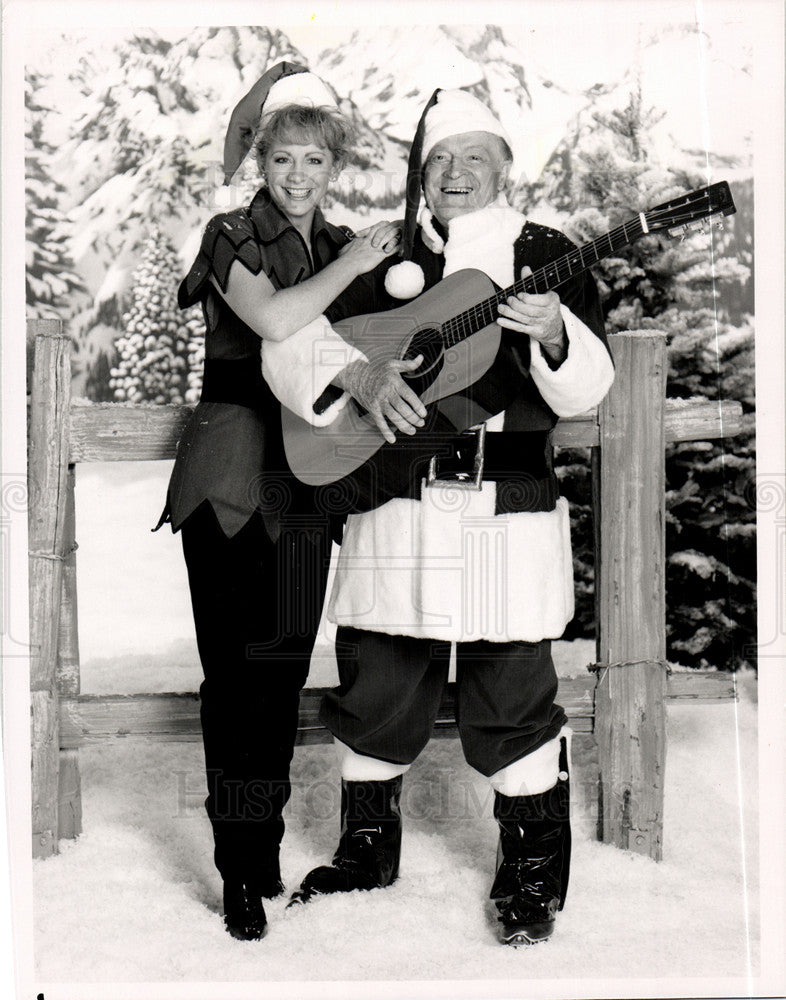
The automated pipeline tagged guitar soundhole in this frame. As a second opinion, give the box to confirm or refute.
[401,327,444,396]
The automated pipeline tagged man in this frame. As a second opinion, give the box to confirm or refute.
[263,87,614,945]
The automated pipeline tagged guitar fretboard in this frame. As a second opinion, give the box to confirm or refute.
[441,216,648,348]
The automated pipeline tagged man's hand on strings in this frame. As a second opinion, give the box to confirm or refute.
[497,265,568,363]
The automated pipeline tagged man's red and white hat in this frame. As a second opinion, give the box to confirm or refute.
[384,88,512,299]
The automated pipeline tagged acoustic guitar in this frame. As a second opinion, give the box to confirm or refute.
[282,181,736,490]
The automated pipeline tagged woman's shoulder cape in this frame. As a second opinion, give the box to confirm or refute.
[177,209,263,309]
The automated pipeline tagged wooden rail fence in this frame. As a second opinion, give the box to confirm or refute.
[27,319,744,862]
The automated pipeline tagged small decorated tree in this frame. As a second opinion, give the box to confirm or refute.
[110,227,204,404]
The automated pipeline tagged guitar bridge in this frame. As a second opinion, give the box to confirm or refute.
[426,424,486,491]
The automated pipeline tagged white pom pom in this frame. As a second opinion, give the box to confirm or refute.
[384,260,426,300]
[213,185,233,209]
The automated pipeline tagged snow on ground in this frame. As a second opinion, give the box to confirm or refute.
[33,681,758,993]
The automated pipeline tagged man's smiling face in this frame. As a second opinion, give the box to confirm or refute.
[423,130,511,227]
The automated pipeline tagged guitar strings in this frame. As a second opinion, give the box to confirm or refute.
[440,196,712,347]
[440,217,643,346]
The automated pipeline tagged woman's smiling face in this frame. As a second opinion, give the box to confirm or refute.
[263,140,335,226]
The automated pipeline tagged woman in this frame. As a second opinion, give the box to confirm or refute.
[159,62,424,941]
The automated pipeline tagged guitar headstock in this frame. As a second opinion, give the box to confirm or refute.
[666,212,729,241]
[645,182,736,238]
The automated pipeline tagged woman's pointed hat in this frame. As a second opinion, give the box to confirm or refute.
[218,61,339,199]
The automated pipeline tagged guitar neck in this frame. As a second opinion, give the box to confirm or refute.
[442,214,647,347]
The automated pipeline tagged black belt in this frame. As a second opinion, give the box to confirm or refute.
[200,357,266,409]
[425,426,551,489]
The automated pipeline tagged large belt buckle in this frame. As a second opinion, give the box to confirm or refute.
[426,423,486,491]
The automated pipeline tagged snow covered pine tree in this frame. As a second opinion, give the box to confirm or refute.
[110,227,204,405]
[25,69,85,321]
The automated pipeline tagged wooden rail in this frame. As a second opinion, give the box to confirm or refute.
[58,672,736,748]
[67,396,743,462]
[27,320,745,862]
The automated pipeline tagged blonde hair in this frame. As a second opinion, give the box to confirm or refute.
[255,104,355,171]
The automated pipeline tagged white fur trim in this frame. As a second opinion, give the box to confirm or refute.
[334,739,410,781]
[262,72,337,117]
[419,207,445,254]
[489,736,561,796]
[421,89,513,164]
[442,196,526,286]
[529,308,615,417]
[384,260,426,299]
[489,726,572,796]
[261,315,367,426]
[327,492,574,642]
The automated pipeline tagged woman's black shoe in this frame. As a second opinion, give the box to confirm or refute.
[213,824,285,899]
[222,880,269,941]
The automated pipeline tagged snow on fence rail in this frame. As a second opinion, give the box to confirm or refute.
[27,318,744,863]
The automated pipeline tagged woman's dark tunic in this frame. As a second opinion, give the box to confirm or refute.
[165,186,356,541]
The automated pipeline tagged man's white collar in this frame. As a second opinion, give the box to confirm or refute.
[440,195,527,287]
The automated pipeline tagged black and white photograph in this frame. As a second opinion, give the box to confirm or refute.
[1,1,784,998]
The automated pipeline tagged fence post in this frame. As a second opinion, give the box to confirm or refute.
[28,318,72,858]
[57,463,82,840]
[594,331,668,861]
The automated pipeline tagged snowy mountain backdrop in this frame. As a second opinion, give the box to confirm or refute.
[25,20,753,394]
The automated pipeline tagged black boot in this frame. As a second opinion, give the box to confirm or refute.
[213,824,286,900]
[289,775,403,905]
[489,739,571,946]
[216,832,283,940]
[223,879,269,941]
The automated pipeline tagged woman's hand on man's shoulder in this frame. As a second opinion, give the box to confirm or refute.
[338,220,403,273]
